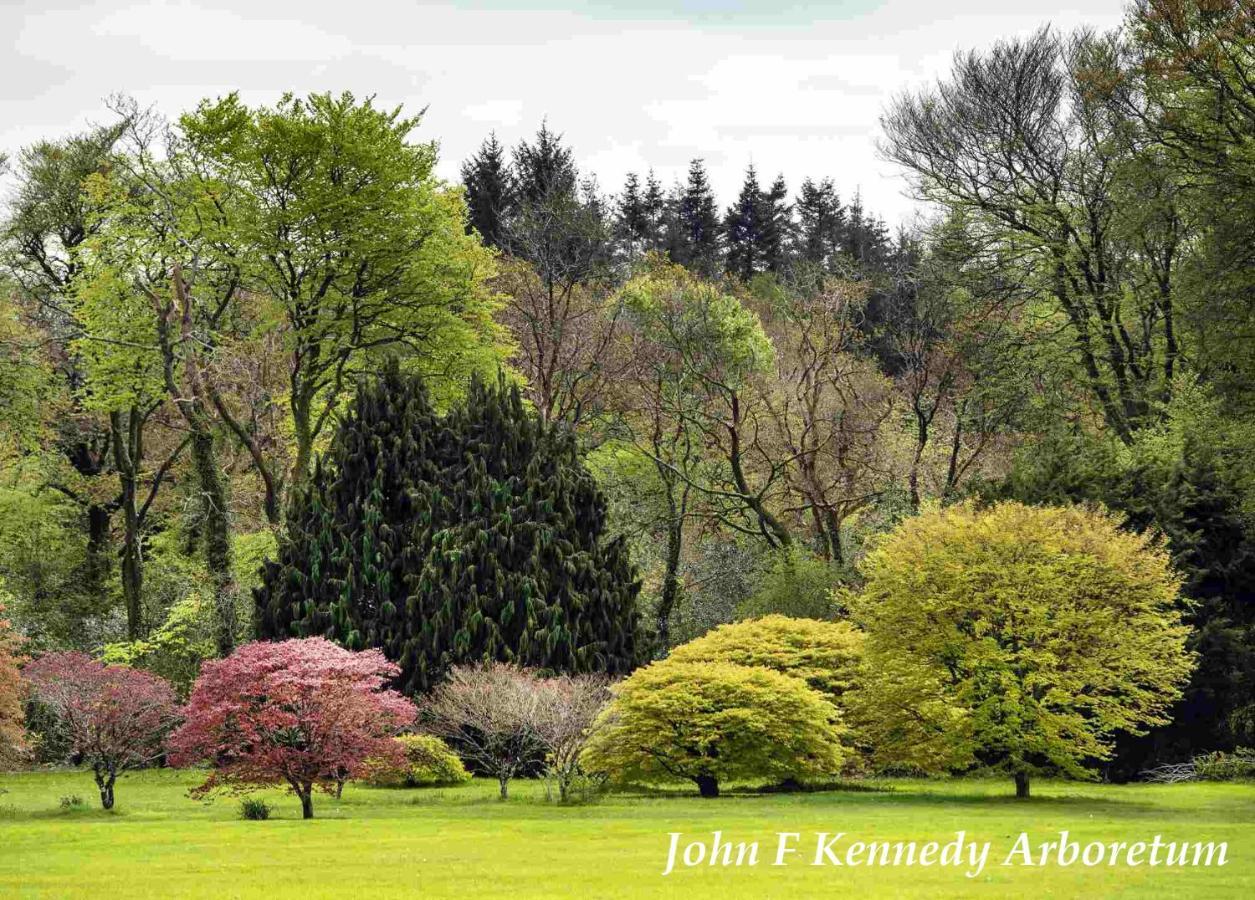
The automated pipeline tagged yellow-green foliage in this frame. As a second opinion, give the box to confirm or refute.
[850,501,1195,782]
[363,734,470,788]
[581,660,846,795]
[667,615,863,702]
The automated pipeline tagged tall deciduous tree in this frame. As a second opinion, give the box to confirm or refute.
[0,598,27,769]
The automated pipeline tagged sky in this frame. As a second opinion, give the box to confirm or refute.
[1,0,1128,226]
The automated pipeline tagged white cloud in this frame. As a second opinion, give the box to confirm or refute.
[0,0,1129,225]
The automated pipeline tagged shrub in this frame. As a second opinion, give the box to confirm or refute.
[238,797,271,820]
[850,501,1195,798]
[23,652,179,809]
[58,794,84,810]
[581,660,847,797]
[666,615,863,703]
[167,638,416,819]
[420,664,546,800]
[532,674,613,803]
[737,547,847,620]
[363,734,471,788]
[1193,748,1255,781]
[0,598,27,769]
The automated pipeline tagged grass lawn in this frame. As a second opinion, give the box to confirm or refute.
[1,770,1252,899]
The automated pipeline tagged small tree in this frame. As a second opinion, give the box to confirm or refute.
[0,600,27,769]
[532,674,612,802]
[667,615,863,704]
[421,664,545,800]
[23,652,179,809]
[581,660,847,798]
[167,638,416,819]
[850,501,1195,797]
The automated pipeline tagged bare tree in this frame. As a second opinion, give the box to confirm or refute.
[532,673,612,803]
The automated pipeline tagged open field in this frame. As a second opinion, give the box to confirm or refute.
[1,770,1252,899]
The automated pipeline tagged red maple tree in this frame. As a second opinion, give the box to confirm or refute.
[168,638,416,818]
[23,651,179,808]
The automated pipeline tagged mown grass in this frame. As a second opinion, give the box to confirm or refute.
[1,769,1252,898]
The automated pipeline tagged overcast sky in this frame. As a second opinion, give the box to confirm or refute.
[2,0,1128,225]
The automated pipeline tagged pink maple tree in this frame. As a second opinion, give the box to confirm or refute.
[23,651,179,809]
[167,638,416,818]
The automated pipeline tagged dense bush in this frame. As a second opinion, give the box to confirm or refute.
[850,501,1195,798]
[666,615,863,703]
[581,660,847,797]
[1193,748,1255,782]
[0,598,26,769]
[238,798,271,820]
[363,734,471,788]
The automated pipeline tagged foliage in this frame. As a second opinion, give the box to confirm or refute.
[0,597,27,768]
[22,652,179,809]
[167,638,416,819]
[531,673,613,803]
[666,614,863,705]
[419,663,546,800]
[1192,748,1255,783]
[362,734,471,788]
[850,501,1195,797]
[736,548,847,620]
[581,659,847,797]
[256,363,646,693]
[238,797,271,820]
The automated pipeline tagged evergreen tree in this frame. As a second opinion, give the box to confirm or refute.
[256,362,647,694]
[616,171,665,253]
[723,165,762,280]
[671,159,722,276]
[513,122,577,207]
[795,177,845,269]
[461,133,515,248]
[759,174,792,273]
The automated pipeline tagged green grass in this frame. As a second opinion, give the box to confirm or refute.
[1,769,1252,898]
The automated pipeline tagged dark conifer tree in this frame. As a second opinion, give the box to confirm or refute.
[795,177,844,269]
[513,122,578,207]
[723,165,762,280]
[671,159,722,276]
[460,133,515,248]
[256,362,647,694]
[759,173,792,273]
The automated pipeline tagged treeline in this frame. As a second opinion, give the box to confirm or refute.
[0,0,1253,778]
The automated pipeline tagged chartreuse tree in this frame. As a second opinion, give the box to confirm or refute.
[582,659,847,797]
[849,501,1194,798]
[256,361,647,693]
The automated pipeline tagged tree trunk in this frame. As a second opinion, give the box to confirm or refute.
[498,776,509,800]
[299,789,314,819]
[95,766,116,810]
[1014,772,1030,799]
[695,775,719,798]
[111,410,144,639]
[84,503,113,602]
[657,519,683,650]
[190,428,236,657]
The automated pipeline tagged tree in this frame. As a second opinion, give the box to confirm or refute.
[361,733,471,787]
[582,659,846,797]
[420,663,546,800]
[256,363,646,693]
[181,92,505,502]
[667,615,863,705]
[461,133,515,248]
[670,160,722,276]
[0,598,27,768]
[724,165,764,280]
[532,672,612,802]
[795,178,845,271]
[167,638,415,819]
[23,651,178,809]
[850,501,1195,798]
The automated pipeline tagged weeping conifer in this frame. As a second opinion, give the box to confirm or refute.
[255,362,646,693]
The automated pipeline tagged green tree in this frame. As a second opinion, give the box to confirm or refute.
[256,362,646,693]
[582,659,847,797]
[851,501,1194,797]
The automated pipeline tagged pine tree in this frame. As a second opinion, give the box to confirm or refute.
[460,133,515,248]
[671,159,722,276]
[513,122,577,207]
[256,362,647,694]
[795,177,844,269]
[759,174,792,273]
[723,165,762,280]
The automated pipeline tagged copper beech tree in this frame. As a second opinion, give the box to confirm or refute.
[23,652,179,809]
[168,638,416,819]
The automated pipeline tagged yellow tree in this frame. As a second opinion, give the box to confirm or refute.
[851,501,1194,797]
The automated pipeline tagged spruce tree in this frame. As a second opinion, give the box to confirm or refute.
[513,122,577,207]
[672,158,722,276]
[723,165,762,280]
[256,362,647,693]
[461,133,515,248]
[759,174,792,273]
[795,177,845,270]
